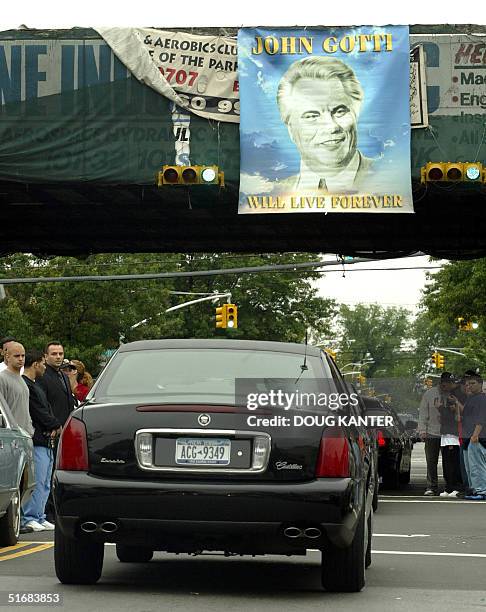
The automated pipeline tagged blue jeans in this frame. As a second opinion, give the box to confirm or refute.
[21,446,54,525]
[460,446,469,489]
[464,442,486,496]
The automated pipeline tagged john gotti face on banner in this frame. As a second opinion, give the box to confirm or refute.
[277,56,369,182]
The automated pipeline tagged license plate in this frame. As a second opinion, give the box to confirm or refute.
[175,438,231,465]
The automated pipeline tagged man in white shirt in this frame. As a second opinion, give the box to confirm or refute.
[276,56,374,194]
[418,372,457,496]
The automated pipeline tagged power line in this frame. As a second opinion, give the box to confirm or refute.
[0,257,368,285]
[0,264,444,287]
[0,258,437,286]
[0,252,317,270]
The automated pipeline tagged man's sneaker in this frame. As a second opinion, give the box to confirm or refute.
[448,490,460,498]
[424,489,436,496]
[19,525,34,534]
[39,520,55,530]
[24,520,45,532]
[465,494,486,501]
[439,491,449,497]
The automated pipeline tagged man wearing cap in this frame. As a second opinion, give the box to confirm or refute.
[459,373,486,500]
[418,372,457,495]
[437,374,463,497]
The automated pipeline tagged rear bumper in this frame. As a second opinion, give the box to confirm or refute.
[54,471,364,551]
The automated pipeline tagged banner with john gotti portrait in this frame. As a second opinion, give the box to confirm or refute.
[237,27,414,214]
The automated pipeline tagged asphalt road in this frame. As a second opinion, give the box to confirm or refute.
[1,443,485,612]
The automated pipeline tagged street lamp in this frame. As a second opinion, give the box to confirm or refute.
[341,362,363,370]
[341,359,374,370]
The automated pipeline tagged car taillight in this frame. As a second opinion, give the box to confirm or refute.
[57,416,89,471]
[315,431,350,477]
[377,430,387,447]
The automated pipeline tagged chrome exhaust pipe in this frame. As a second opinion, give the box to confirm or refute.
[283,526,302,538]
[100,521,118,533]
[80,521,98,533]
[303,527,321,539]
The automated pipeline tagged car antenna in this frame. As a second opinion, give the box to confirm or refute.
[295,329,309,385]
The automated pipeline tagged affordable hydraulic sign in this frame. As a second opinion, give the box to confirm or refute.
[237,27,414,214]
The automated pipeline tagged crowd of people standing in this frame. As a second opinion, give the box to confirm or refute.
[0,336,93,533]
[418,370,486,500]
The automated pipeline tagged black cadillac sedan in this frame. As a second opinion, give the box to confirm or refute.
[53,339,376,592]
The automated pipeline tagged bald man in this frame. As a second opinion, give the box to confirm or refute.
[0,336,17,372]
[0,342,33,436]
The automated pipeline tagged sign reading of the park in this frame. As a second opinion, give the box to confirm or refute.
[97,28,239,123]
[237,27,414,214]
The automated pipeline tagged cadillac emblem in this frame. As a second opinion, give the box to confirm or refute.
[198,413,211,427]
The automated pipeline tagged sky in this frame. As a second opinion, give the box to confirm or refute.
[2,2,483,29]
[2,1,476,310]
[316,255,441,315]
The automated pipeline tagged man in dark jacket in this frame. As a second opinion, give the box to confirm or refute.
[21,350,61,532]
[36,341,76,521]
[37,341,76,426]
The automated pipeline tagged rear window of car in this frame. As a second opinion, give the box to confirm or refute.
[92,348,332,404]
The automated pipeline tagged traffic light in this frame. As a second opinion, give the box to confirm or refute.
[358,374,366,385]
[420,161,484,184]
[226,304,238,329]
[425,378,433,388]
[215,304,238,329]
[157,165,224,187]
[215,305,227,329]
[432,352,445,369]
[324,348,337,361]
[457,317,477,331]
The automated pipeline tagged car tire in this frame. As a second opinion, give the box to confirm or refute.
[365,509,373,569]
[383,452,401,489]
[321,503,366,592]
[0,487,20,546]
[399,464,411,485]
[372,479,379,512]
[54,527,104,584]
[116,544,153,563]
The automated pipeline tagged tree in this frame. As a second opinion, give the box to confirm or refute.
[0,252,336,373]
[336,304,411,378]
[413,259,486,374]
[0,253,182,372]
[171,253,336,343]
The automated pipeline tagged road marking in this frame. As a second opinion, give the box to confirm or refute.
[16,542,484,561]
[0,542,34,555]
[374,534,430,538]
[0,543,53,562]
[380,500,482,504]
[372,550,486,558]
[380,495,436,498]
[27,541,117,546]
